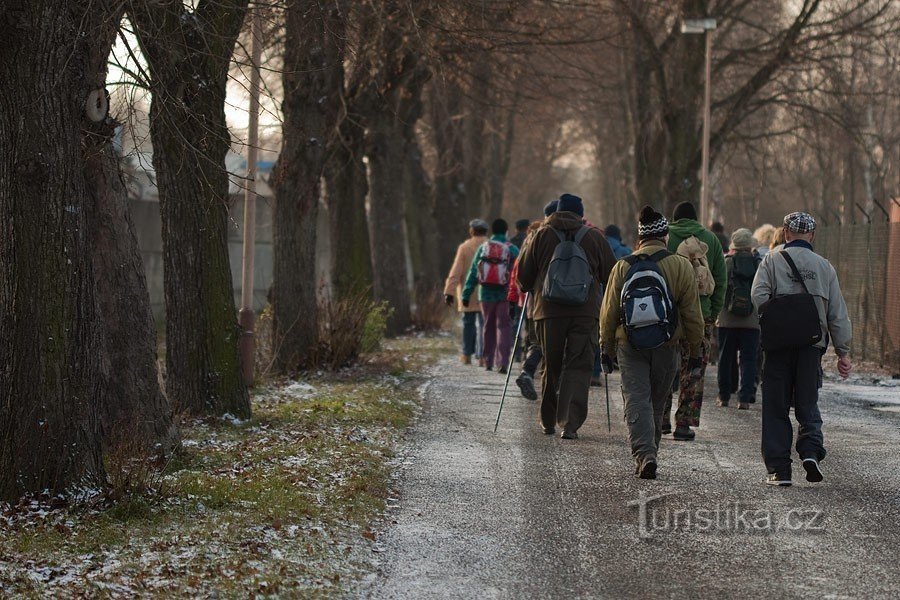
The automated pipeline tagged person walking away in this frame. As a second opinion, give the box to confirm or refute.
[462,219,519,373]
[711,221,730,254]
[753,224,777,259]
[752,212,852,486]
[716,228,762,410]
[516,193,617,439]
[663,201,727,440]
[600,206,704,478]
[509,222,543,400]
[604,224,633,259]
[444,220,489,365]
[510,219,530,250]
[508,218,532,361]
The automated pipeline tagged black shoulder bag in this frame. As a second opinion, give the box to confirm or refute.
[759,251,822,352]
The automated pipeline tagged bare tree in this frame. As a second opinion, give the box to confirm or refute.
[130,0,251,417]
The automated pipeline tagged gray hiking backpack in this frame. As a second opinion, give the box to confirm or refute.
[542,226,592,306]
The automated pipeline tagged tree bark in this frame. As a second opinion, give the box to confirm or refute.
[131,1,250,418]
[325,117,372,297]
[367,109,413,335]
[272,0,345,371]
[0,0,112,500]
[85,141,177,452]
[430,80,470,277]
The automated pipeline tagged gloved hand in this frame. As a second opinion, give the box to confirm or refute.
[688,356,704,379]
[462,297,470,308]
[444,294,455,307]
[601,353,615,375]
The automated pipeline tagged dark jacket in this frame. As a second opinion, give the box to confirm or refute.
[516,212,617,321]
[667,218,727,320]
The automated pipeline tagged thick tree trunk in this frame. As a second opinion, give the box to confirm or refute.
[403,140,439,290]
[367,111,412,335]
[0,1,110,500]
[272,0,345,371]
[85,141,176,451]
[325,118,372,297]
[132,1,250,418]
[430,81,470,277]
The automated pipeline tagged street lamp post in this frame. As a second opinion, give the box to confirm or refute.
[239,7,262,387]
[681,18,717,227]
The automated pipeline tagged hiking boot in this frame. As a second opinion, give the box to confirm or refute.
[716,396,729,407]
[515,372,538,400]
[737,402,750,410]
[673,425,695,441]
[590,375,603,387]
[478,357,486,367]
[485,365,493,372]
[560,430,578,440]
[498,366,508,375]
[766,473,792,487]
[460,355,472,365]
[661,419,672,435]
[542,426,556,435]
[639,458,658,480]
[802,458,824,483]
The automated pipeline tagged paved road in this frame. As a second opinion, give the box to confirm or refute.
[365,355,900,599]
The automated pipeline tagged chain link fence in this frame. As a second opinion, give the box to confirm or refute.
[815,222,900,374]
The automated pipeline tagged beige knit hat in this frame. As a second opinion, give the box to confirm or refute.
[730,228,756,250]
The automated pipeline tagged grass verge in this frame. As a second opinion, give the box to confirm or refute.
[0,333,454,598]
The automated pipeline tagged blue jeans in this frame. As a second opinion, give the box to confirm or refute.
[462,311,484,358]
[717,327,760,403]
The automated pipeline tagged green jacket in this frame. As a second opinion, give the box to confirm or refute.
[462,234,520,303]
[667,218,727,320]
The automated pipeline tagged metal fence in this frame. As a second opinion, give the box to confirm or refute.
[815,222,900,374]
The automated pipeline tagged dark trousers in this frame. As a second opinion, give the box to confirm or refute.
[522,318,543,377]
[535,316,597,434]
[461,311,484,358]
[618,344,678,463]
[761,346,826,476]
[717,328,760,403]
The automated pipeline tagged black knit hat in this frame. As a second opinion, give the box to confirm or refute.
[492,218,508,235]
[604,224,622,240]
[638,205,669,239]
[673,201,698,221]
[515,219,530,231]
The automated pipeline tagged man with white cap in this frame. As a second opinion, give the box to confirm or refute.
[752,211,852,487]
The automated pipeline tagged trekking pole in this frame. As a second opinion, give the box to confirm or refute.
[494,293,529,433]
[604,373,611,432]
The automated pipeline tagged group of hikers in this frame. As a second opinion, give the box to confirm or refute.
[444,195,852,485]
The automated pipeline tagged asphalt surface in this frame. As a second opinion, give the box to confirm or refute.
[364,354,900,599]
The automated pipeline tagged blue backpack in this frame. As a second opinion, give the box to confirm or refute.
[620,251,678,350]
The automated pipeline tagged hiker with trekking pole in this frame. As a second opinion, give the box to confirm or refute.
[514,194,616,439]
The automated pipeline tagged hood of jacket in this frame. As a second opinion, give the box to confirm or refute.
[545,211,586,233]
[669,218,706,238]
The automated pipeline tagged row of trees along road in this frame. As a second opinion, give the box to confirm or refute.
[1,0,898,501]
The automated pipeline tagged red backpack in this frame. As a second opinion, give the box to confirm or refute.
[477,240,512,287]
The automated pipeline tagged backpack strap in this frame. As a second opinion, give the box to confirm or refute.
[573,225,590,244]
[779,250,811,295]
[550,227,566,243]
[647,249,672,263]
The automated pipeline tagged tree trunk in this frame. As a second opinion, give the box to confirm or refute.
[325,117,372,297]
[85,141,177,452]
[272,0,345,371]
[131,1,250,418]
[403,139,439,290]
[366,110,412,335]
[430,80,470,277]
[0,0,112,500]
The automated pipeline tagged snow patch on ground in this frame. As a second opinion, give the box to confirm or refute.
[824,377,900,406]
